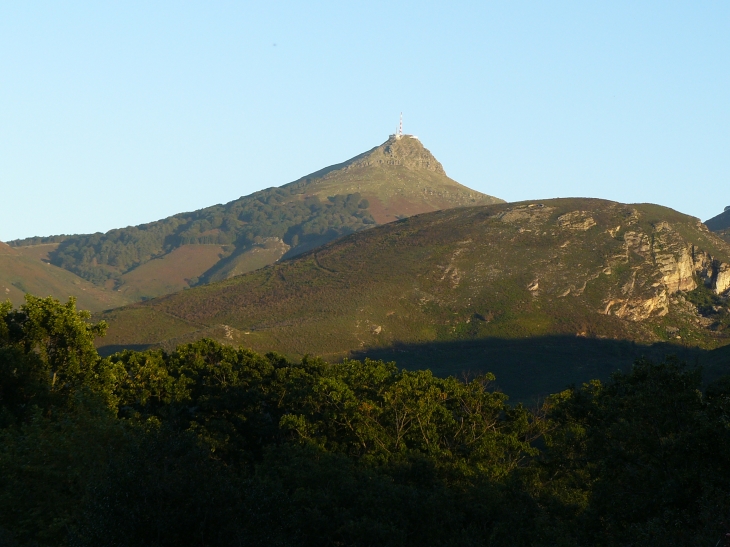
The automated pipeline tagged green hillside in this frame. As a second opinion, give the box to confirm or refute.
[706,206,730,243]
[10,136,501,301]
[99,198,730,400]
[0,242,130,312]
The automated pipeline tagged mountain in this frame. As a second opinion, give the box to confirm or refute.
[9,136,501,302]
[98,198,730,400]
[706,206,730,243]
[0,241,130,311]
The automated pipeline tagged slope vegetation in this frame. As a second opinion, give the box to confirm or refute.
[706,207,730,243]
[11,136,501,301]
[0,242,129,311]
[99,199,730,398]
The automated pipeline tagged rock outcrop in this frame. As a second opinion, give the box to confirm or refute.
[713,261,730,295]
[557,211,596,231]
[601,219,729,321]
[484,202,730,323]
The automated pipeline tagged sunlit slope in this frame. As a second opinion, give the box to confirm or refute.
[10,136,501,303]
[0,243,130,311]
[283,135,502,223]
[117,244,228,300]
[100,199,730,360]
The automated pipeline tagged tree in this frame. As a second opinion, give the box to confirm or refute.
[542,358,730,545]
[0,295,112,418]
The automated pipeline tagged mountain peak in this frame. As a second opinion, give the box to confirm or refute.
[284,136,502,224]
[351,135,446,175]
[7,134,502,306]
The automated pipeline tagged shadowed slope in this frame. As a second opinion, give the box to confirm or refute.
[706,207,730,244]
[706,208,730,231]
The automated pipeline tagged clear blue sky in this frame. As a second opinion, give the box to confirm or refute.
[1,1,728,241]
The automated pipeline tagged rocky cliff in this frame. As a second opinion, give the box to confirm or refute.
[601,217,729,321]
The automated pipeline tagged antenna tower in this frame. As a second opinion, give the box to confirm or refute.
[399,112,403,136]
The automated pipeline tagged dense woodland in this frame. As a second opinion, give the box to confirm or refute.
[1,295,730,546]
[10,187,374,286]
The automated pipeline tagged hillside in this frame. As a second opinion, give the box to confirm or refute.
[98,198,730,400]
[706,206,730,243]
[0,242,130,311]
[10,136,501,301]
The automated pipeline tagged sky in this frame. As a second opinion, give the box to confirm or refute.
[1,1,728,241]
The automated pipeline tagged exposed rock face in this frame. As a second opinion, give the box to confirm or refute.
[489,202,730,322]
[713,262,730,295]
[601,219,730,320]
[652,224,696,293]
[346,135,447,174]
[655,247,695,293]
[604,291,670,322]
[498,204,554,224]
[557,211,596,231]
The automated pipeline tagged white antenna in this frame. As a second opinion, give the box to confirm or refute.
[399,112,403,136]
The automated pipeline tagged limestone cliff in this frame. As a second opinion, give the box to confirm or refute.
[483,201,730,323]
[713,261,730,295]
[600,217,729,321]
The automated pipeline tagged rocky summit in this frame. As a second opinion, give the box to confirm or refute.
[283,135,502,223]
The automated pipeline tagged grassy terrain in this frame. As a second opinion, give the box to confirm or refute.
[118,244,228,300]
[716,229,730,244]
[0,243,129,311]
[706,208,730,231]
[289,135,498,223]
[12,242,59,262]
[98,198,730,400]
[10,136,501,303]
[705,208,730,243]
[205,237,290,282]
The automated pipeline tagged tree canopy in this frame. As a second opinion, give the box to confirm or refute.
[11,189,375,286]
[0,296,729,546]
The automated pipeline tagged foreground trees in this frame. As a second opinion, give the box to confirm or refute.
[0,296,729,546]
